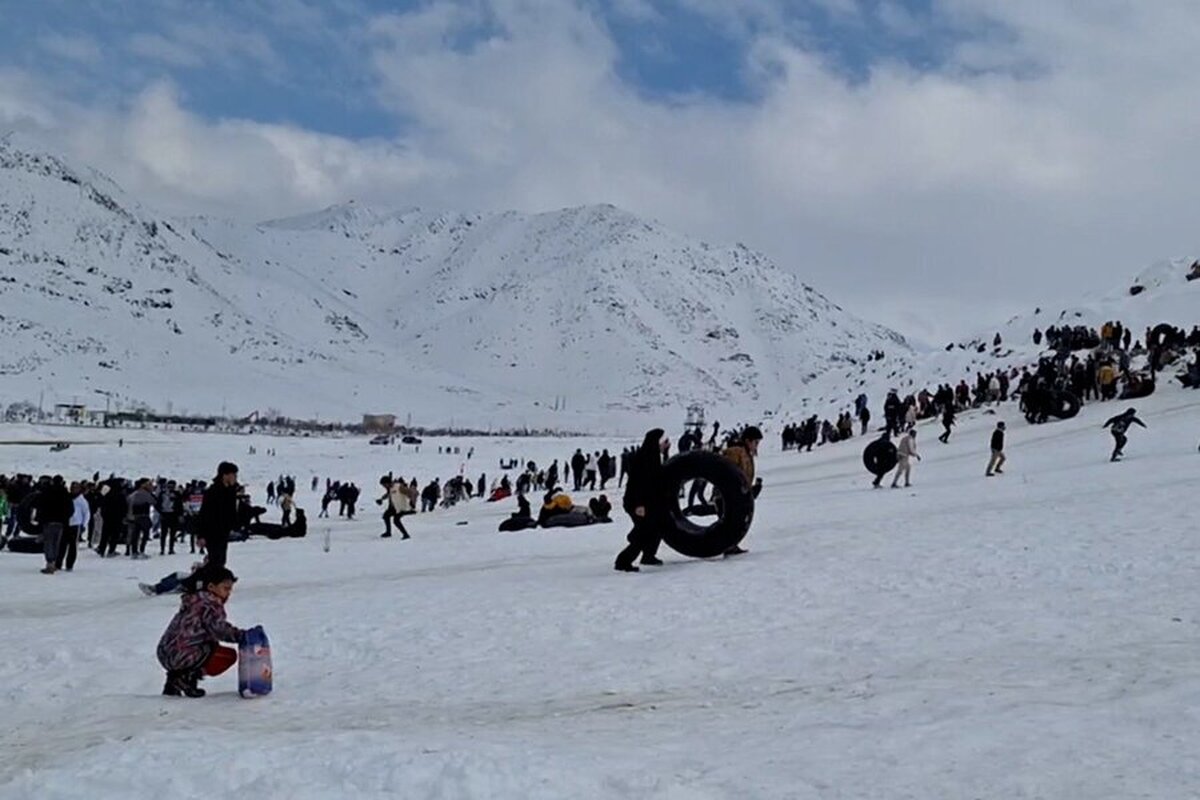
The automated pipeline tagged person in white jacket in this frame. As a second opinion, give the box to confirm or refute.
[60,481,91,572]
[891,430,921,488]
[584,452,599,491]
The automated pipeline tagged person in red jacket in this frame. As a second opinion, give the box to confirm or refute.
[156,566,248,697]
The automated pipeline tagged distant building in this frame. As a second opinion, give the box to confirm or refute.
[53,403,87,423]
[362,414,397,433]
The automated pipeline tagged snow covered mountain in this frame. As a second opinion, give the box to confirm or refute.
[0,135,911,430]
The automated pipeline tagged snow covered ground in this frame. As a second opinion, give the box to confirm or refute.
[2,387,1199,799]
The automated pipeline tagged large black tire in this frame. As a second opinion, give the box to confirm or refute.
[863,440,898,477]
[1046,390,1081,419]
[5,535,43,554]
[659,451,755,559]
[17,493,41,537]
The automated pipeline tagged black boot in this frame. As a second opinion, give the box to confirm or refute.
[640,556,663,566]
[162,671,183,696]
[181,670,206,698]
[614,561,639,572]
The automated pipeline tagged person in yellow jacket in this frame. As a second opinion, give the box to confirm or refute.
[721,425,763,556]
[537,488,575,526]
[1098,362,1117,400]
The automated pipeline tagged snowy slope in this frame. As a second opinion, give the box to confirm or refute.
[0,135,909,430]
[775,258,1200,424]
[2,383,1199,798]
[985,256,1200,346]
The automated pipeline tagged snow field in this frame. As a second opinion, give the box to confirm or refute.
[1,390,1199,798]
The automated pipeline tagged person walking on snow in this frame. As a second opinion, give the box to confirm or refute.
[891,430,920,488]
[1103,408,1146,462]
[721,426,763,557]
[938,406,956,443]
[986,421,1007,476]
[378,477,414,539]
[614,429,670,572]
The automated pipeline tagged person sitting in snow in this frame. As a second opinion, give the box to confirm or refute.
[537,487,574,527]
[588,494,613,522]
[156,566,250,698]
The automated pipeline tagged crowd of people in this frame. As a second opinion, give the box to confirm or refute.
[776,318,1199,452]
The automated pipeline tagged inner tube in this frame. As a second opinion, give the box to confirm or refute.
[1046,390,1081,419]
[17,492,42,537]
[862,439,898,477]
[659,451,755,558]
[5,535,43,554]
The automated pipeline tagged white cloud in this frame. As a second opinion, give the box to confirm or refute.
[609,0,663,23]
[4,0,1200,339]
[38,33,104,65]
[127,21,283,76]
[128,33,207,68]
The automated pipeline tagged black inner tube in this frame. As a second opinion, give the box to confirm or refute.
[863,440,898,477]
[658,451,755,558]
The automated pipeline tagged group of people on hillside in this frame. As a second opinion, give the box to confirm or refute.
[783,318,1195,454]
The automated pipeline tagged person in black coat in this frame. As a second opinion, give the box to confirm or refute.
[614,428,669,572]
[198,462,240,570]
[1103,408,1146,462]
[986,421,1007,476]
[99,479,128,557]
[36,475,73,574]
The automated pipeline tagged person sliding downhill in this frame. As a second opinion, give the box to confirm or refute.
[1103,408,1146,462]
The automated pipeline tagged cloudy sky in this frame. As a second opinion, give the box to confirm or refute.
[2,0,1198,342]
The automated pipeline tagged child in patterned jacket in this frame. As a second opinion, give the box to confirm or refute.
[156,566,248,697]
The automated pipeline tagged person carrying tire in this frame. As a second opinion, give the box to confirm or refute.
[864,432,897,488]
[614,429,670,572]
[720,426,763,556]
[1103,408,1146,462]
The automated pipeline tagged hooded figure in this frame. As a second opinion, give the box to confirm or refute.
[614,429,668,572]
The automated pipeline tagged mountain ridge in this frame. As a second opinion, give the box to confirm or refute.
[0,137,911,430]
